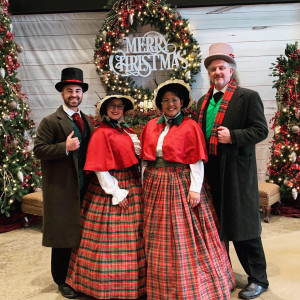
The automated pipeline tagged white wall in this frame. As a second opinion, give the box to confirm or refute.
[12,3,300,181]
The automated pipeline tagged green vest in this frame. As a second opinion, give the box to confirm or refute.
[205,95,222,140]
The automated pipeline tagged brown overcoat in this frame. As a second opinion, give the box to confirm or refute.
[33,105,94,248]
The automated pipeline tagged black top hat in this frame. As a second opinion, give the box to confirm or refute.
[55,67,88,92]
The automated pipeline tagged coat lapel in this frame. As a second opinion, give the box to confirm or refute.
[56,105,73,137]
[222,87,243,129]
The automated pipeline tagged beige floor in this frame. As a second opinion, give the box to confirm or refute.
[0,214,300,300]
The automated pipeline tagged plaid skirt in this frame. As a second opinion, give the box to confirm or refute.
[66,165,147,299]
[143,164,235,300]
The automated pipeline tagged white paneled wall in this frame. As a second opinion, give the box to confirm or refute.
[12,3,300,181]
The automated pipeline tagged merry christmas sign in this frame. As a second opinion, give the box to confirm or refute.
[109,31,188,77]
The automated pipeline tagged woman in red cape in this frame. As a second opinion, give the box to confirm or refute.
[66,93,146,300]
[139,79,236,300]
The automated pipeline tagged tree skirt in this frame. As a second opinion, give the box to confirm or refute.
[0,211,39,234]
[274,197,300,218]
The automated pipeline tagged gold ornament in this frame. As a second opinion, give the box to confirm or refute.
[3,114,10,121]
[185,70,191,80]
[17,170,24,182]
[8,101,17,110]
[16,44,24,53]
[0,67,5,79]
[290,151,297,163]
[172,12,179,20]
[291,125,300,134]
[129,14,134,25]
[292,188,298,200]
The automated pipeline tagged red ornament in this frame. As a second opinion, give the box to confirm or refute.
[274,143,282,156]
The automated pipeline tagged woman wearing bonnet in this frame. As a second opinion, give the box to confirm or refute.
[66,93,146,300]
[139,79,235,299]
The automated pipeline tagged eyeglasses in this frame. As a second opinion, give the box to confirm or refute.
[107,104,125,110]
[161,98,181,105]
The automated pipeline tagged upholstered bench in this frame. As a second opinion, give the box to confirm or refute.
[21,191,43,226]
[258,182,281,223]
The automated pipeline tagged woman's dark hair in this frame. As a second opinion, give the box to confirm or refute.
[155,83,190,110]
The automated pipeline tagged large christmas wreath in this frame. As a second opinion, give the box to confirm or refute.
[94,0,201,106]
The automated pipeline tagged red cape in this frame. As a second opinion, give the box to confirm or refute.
[84,123,139,171]
[140,117,207,164]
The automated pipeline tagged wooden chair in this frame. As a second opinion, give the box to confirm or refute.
[258,182,281,223]
[21,191,43,226]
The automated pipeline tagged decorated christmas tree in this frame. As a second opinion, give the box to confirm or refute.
[267,42,300,201]
[0,0,41,217]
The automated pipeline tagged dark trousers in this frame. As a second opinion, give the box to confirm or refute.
[50,183,90,286]
[233,237,269,289]
[205,157,268,289]
[51,248,72,285]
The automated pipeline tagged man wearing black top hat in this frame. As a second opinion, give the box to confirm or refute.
[34,67,94,299]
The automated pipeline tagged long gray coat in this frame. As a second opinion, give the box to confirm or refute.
[197,87,268,241]
[33,105,94,248]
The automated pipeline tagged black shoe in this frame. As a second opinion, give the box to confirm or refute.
[238,283,267,299]
[58,283,78,299]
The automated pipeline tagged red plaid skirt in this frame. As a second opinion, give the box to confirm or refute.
[143,164,235,300]
[66,165,147,299]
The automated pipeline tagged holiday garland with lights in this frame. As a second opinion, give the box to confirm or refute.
[267,42,300,201]
[0,0,41,217]
[94,0,201,107]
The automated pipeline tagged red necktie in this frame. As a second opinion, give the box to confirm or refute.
[73,113,84,134]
